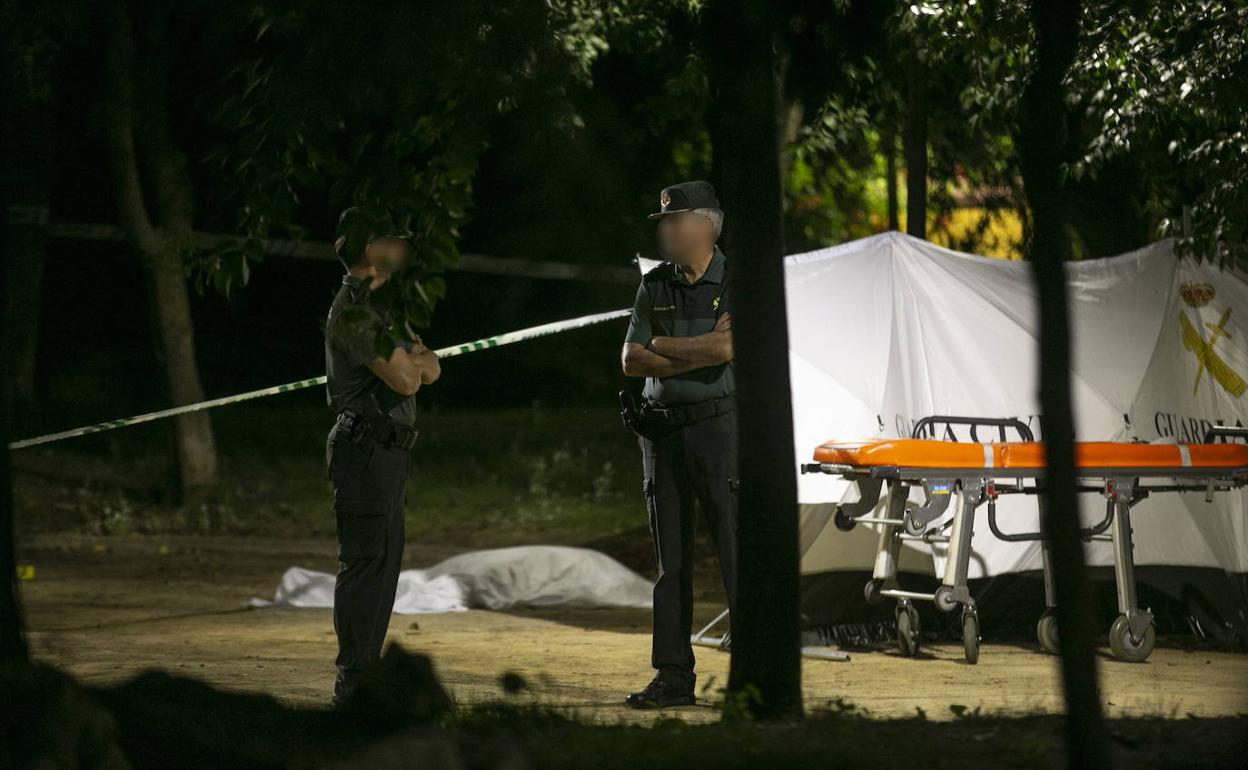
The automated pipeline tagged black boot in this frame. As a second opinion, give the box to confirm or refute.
[625,675,696,709]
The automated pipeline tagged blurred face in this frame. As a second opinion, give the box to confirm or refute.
[656,211,713,265]
[365,236,411,274]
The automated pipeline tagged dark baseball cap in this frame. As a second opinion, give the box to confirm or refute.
[334,206,414,264]
[648,180,720,219]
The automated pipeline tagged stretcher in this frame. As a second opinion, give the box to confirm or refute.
[800,416,1248,664]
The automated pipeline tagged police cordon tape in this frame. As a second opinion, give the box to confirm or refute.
[7,307,631,451]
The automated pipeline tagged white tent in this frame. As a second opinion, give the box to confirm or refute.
[784,232,1248,636]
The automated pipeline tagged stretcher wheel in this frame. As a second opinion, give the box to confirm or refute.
[863,579,885,605]
[962,611,980,664]
[1036,610,1060,655]
[933,585,958,613]
[833,506,857,532]
[896,602,921,657]
[1108,615,1155,663]
[903,512,925,536]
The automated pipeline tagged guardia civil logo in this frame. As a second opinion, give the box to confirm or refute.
[1179,282,1247,398]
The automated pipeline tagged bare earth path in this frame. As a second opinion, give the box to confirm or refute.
[18,534,1248,724]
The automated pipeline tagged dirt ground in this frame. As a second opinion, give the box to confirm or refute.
[17,534,1248,724]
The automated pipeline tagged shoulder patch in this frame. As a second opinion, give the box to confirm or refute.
[328,303,378,343]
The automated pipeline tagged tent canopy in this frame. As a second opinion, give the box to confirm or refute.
[785,232,1248,583]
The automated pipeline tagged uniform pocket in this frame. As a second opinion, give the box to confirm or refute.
[335,498,387,561]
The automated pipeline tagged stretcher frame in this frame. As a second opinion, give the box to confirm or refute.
[690,607,853,662]
[800,416,1248,664]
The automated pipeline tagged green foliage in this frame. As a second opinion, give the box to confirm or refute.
[0,0,88,104]
[1073,1,1248,263]
[545,0,710,168]
[207,0,575,328]
[17,0,1239,299]
[781,2,1033,251]
[531,1,1248,263]
[720,682,765,722]
[901,1,1032,248]
[547,0,702,85]
[819,0,1247,262]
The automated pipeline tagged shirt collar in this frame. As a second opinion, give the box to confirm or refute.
[343,273,372,302]
[670,247,726,286]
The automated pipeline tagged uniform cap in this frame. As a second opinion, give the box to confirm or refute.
[648,180,720,219]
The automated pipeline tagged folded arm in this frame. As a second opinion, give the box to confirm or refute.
[646,332,732,368]
[367,346,427,396]
[621,342,702,378]
[408,340,441,384]
[621,314,733,378]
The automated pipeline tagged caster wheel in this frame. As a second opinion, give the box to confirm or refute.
[933,585,959,613]
[904,513,925,536]
[863,579,885,605]
[833,506,857,532]
[1036,610,1060,655]
[962,611,980,664]
[896,603,921,657]
[1108,615,1155,663]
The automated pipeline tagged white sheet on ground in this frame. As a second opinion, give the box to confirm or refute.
[249,545,654,613]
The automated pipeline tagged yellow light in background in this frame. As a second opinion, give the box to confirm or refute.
[927,207,1025,260]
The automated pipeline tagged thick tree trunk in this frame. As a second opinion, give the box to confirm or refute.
[903,45,927,238]
[704,0,802,720]
[101,0,217,496]
[1018,0,1108,766]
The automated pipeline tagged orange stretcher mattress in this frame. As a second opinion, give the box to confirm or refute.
[813,439,1248,471]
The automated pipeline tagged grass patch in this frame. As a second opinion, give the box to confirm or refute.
[449,703,1248,769]
[13,402,641,546]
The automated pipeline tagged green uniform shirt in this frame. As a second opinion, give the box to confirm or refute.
[324,275,417,426]
[624,246,735,405]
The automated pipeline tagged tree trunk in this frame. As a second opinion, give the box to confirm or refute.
[776,98,804,186]
[142,247,218,493]
[704,0,802,721]
[903,43,927,239]
[1018,0,1108,766]
[882,125,899,231]
[101,0,217,496]
[0,205,29,665]
[1,99,55,436]
[0,205,47,435]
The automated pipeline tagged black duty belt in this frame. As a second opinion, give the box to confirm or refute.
[336,410,419,450]
[642,394,736,429]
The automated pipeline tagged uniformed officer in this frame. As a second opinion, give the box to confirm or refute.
[620,180,737,709]
[324,206,442,705]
